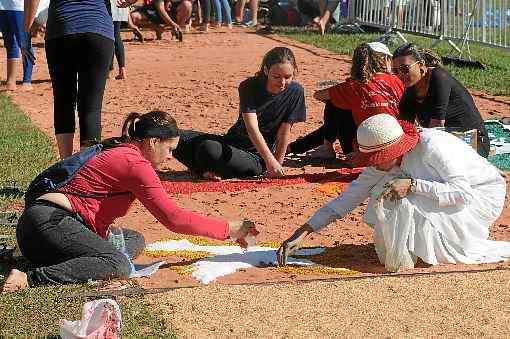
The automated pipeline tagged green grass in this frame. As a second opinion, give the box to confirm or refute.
[0,94,55,210]
[276,27,510,96]
[0,284,177,338]
[0,94,178,338]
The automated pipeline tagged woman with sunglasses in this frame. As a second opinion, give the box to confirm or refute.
[392,43,489,157]
[288,42,404,160]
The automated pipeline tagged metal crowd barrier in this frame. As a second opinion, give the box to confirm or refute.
[348,0,509,50]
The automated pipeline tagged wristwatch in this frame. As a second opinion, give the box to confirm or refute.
[410,178,417,193]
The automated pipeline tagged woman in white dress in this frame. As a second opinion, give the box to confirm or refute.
[278,114,510,271]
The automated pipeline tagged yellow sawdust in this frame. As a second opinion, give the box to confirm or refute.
[150,236,280,248]
[145,249,212,260]
[169,264,197,275]
[274,264,358,276]
[294,247,355,268]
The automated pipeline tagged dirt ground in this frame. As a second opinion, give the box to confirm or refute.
[2,29,510,337]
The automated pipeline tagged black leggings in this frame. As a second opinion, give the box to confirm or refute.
[112,21,126,68]
[16,200,145,286]
[45,33,114,145]
[173,130,265,179]
[289,102,356,154]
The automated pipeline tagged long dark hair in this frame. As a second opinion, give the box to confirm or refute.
[392,43,442,67]
[101,110,179,149]
[350,43,389,83]
[256,47,298,79]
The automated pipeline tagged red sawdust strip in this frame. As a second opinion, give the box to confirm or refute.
[161,168,363,194]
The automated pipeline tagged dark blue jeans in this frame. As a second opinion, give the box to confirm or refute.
[16,200,145,286]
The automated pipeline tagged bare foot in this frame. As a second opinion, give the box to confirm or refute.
[5,81,17,91]
[21,83,33,91]
[115,68,127,80]
[227,23,233,29]
[1,269,28,293]
[202,171,221,181]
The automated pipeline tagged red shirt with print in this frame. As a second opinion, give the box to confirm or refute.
[328,73,404,126]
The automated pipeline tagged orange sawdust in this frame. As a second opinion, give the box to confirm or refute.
[314,182,349,195]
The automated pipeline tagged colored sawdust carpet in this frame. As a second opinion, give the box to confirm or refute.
[161,168,363,194]
[145,238,358,284]
[485,120,510,170]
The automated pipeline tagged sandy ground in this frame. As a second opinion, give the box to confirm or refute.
[149,269,510,338]
[2,29,510,337]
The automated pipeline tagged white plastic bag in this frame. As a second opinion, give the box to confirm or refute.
[59,299,122,339]
[373,195,416,272]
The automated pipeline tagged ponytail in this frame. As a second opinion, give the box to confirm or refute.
[351,43,389,83]
[393,43,442,67]
[102,111,179,149]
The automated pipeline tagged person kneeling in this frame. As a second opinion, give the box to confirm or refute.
[2,110,256,292]
[278,114,510,271]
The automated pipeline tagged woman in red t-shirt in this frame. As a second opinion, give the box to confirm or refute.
[288,42,404,160]
[2,111,257,293]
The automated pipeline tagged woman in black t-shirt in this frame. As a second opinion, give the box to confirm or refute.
[392,43,489,157]
[173,47,306,179]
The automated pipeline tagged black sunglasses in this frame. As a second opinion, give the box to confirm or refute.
[392,61,420,75]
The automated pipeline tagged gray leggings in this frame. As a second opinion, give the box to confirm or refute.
[16,200,145,286]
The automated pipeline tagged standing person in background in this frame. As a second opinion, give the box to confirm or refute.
[110,0,129,79]
[199,0,212,31]
[211,0,232,28]
[0,0,35,91]
[312,0,339,35]
[24,0,115,159]
[392,43,490,157]
[233,0,257,27]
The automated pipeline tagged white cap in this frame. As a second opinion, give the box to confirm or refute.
[367,42,393,57]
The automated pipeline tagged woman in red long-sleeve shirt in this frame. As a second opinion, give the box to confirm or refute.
[2,110,256,292]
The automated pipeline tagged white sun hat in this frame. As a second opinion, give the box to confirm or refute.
[367,41,393,57]
[351,114,420,167]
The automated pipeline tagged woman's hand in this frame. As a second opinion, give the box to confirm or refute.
[277,224,314,266]
[265,158,285,177]
[380,178,413,201]
[228,219,259,248]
